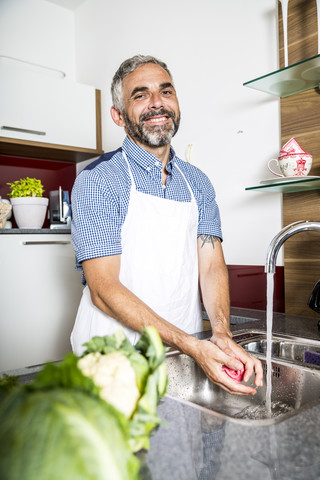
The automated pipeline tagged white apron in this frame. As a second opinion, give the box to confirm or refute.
[71,151,202,355]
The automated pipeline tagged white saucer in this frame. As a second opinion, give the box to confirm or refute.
[260,176,320,185]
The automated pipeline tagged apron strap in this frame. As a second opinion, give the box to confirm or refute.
[122,150,196,204]
[122,150,136,191]
[174,163,197,203]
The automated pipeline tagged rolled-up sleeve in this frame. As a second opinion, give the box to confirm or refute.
[196,172,222,241]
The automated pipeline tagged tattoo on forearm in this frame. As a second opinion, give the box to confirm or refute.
[198,235,221,249]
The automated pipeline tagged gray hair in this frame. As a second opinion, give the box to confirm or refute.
[111,55,173,113]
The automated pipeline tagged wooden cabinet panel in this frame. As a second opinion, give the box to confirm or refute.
[282,191,320,318]
[284,257,320,317]
[283,191,320,319]
[278,0,320,318]
[278,0,318,67]
[281,90,320,152]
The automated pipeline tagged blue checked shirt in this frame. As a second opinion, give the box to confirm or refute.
[71,136,222,284]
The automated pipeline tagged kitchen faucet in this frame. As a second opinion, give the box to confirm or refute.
[265,220,320,274]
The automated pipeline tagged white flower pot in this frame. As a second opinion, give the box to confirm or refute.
[10,197,49,229]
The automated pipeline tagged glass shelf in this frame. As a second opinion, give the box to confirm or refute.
[243,55,320,98]
[245,177,320,193]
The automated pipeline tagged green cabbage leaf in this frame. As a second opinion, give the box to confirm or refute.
[0,388,140,480]
[0,326,168,478]
[82,326,168,451]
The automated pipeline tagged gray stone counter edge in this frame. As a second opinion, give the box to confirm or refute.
[0,228,71,234]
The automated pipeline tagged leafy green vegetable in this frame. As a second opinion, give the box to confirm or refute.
[78,352,141,418]
[82,326,169,452]
[82,328,150,395]
[27,352,100,395]
[7,177,45,198]
[135,326,168,397]
[0,374,20,404]
[0,388,140,480]
[0,374,19,392]
[127,327,169,451]
[0,326,168,478]
[83,327,134,354]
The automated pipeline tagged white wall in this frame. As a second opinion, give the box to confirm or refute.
[1,0,283,266]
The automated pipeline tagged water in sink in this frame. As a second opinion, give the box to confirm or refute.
[233,400,292,420]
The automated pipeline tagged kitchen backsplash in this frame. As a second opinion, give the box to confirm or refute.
[228,265,284,313]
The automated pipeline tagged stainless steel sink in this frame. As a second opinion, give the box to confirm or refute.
[234,330,320,368]
[166,336,320,424]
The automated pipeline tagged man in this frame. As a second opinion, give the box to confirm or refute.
[71,55,263,395]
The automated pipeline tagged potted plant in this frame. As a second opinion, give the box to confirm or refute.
[7,177,49,229]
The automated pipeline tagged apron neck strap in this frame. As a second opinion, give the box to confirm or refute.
[122,150,136,189]
[174,163,196,201]
[123,150,196,203]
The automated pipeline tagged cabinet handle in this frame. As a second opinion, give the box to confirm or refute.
[1,125,46,136]
[22,241,71,246]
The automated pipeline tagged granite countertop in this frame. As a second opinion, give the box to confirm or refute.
[144,396,320,480]
[3,307,320,479]
[143,308,320,480]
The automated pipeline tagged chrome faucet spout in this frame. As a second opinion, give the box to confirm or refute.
[265,221,320,274]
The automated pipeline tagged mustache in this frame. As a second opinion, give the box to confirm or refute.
[140,109,176,122]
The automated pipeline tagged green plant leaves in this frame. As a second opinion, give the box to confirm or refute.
[7,177,45,198]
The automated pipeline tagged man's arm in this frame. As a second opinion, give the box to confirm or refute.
[83,252,262,395]
[198,235,230,335]
[197,235,263,389]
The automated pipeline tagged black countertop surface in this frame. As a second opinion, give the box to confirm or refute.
[142,308,320,480]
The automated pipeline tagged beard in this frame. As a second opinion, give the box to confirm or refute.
[123,108,180,147]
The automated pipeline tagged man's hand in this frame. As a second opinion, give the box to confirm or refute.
[191,335,263,396]
[211,332,263,385]
[196,235,263,395]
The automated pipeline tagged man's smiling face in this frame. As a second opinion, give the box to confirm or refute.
[120,63,181,148]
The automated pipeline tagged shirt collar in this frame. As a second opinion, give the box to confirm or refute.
[122,136,176,171]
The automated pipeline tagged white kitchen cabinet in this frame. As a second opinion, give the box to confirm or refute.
[0,233,83,371]
[0,57,103,162]
[0,67,97,149]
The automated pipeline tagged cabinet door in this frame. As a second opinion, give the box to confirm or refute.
[0,67,97,149]
[45,79,97,149]
[0,234,83,371]
[0,69,48,142]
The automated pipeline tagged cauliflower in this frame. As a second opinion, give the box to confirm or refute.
[78,352,140,418]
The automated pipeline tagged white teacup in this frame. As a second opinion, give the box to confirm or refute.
[268,153,312,177]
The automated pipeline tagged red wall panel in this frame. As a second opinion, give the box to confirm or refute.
[0,155,76,228]
[228,265,285,313]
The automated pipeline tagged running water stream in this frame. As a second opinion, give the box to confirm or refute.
[266,272,275,416]
[239,273,274,419]
[233,268,295,421]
